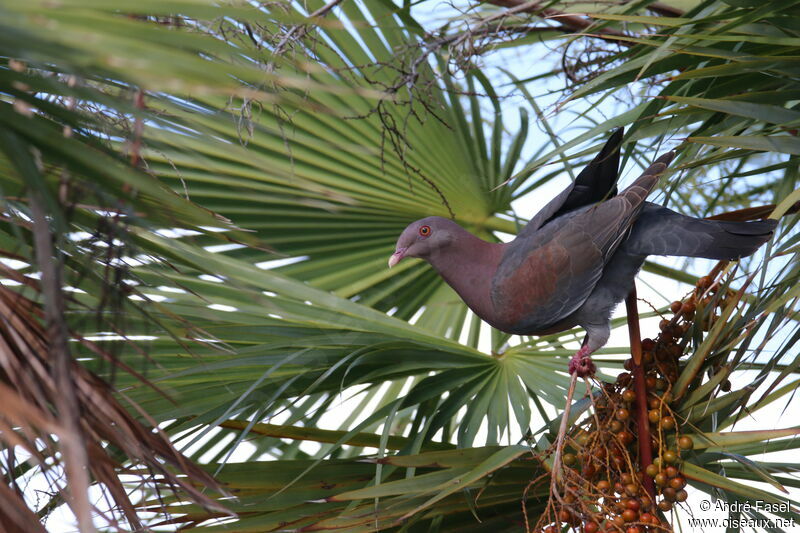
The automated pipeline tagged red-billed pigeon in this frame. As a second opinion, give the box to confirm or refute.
[388,129,777,376]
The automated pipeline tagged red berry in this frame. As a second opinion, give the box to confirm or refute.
[640,512,656,525]
[622,508,638,522]
[669,476,687,490]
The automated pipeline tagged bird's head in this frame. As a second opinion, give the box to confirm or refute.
[388,216,460,268]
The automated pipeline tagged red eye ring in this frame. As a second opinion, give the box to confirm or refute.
[419,225,431,237]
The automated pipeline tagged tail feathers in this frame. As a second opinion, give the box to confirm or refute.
[626,205,777,260]
[699,218,777,259]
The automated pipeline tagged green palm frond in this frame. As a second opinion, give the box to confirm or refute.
[1,0,799,531]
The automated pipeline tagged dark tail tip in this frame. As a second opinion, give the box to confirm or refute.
[712,218,777,259]
[654,150,676,167]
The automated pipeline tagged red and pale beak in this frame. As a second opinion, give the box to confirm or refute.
[388,248,406,268]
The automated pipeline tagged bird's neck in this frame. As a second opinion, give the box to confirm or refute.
[426,235,506,325]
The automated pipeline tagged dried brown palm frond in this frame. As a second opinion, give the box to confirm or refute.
[0,279,232,530]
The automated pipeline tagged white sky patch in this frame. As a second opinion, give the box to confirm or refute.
[130,293,168,302]
[155,227,202,238]
[204,243,246,253]
[199,226,230,233]
[256,255,308,270]
[199,274,225,282]
[67,230,93,241]
[119,255,155,267]
[208,303,237,312]
[63,286,87,294]
[408,306,426,325]
[0,258,29,269]
[157,286,186,293]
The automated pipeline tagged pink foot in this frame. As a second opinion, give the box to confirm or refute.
[568,345,596,378]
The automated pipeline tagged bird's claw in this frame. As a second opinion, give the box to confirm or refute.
[568,345,596,378]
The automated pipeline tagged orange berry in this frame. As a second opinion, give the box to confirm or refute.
[622,389,636,402]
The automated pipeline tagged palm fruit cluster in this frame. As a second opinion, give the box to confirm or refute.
[535,273,732,532]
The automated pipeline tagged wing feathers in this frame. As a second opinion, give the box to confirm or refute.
[492,150,674,333]
[519,129,624,238]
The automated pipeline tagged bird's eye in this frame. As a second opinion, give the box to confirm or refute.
[419,225,431,237]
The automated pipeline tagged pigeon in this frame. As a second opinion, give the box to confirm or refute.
[388,129,777,376]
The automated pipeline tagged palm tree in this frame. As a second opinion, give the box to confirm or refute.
[0,0,798,531]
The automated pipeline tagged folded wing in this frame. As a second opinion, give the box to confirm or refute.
[491,152,675,333]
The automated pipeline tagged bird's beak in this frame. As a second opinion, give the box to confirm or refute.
[388,248,406,268]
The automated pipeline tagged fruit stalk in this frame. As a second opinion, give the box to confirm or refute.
[625,287,656,500]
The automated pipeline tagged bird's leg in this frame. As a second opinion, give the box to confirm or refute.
[568,339,597,378]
